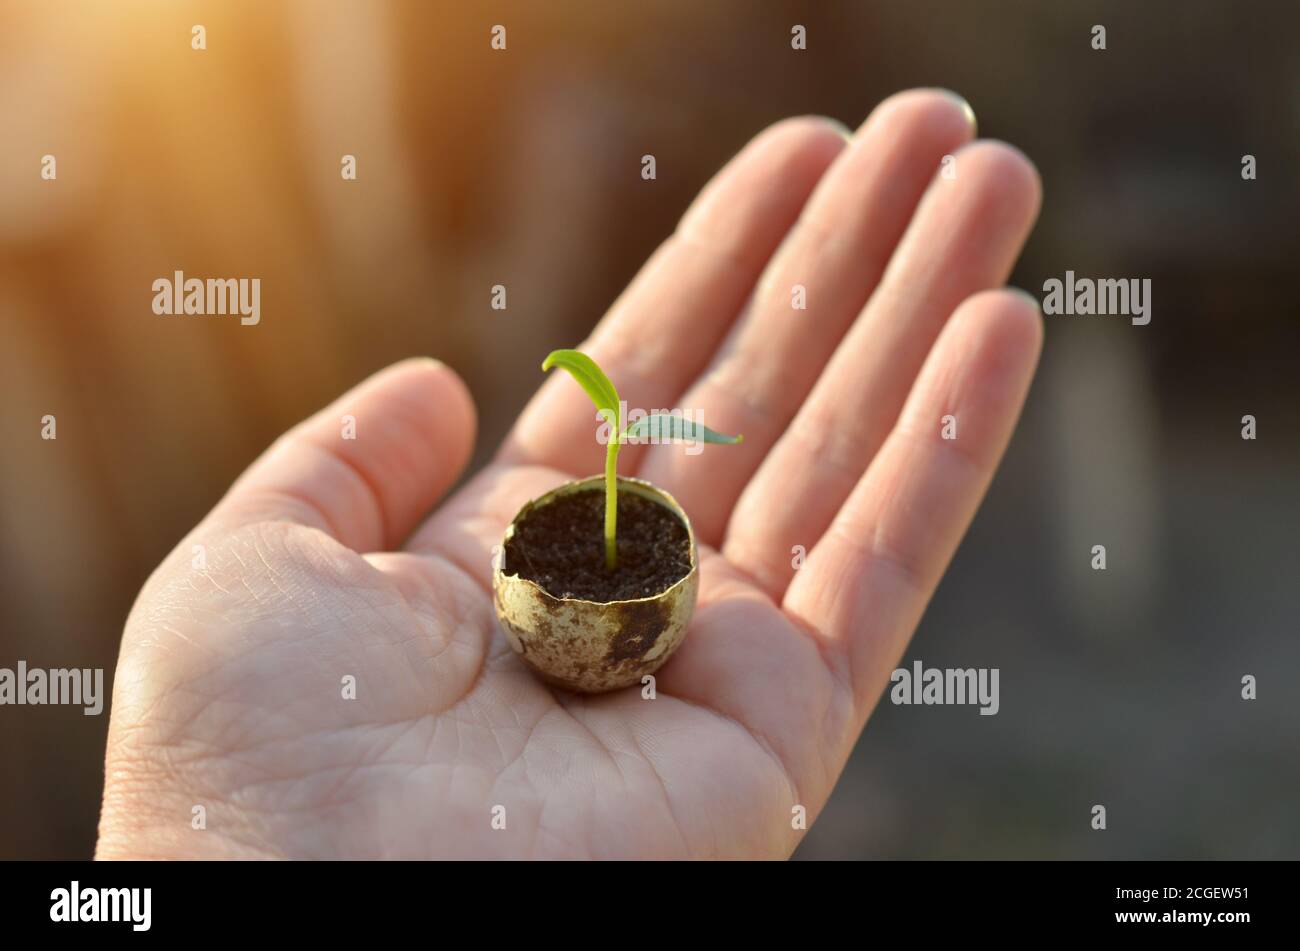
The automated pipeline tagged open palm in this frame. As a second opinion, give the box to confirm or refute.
[98,90,1042,859]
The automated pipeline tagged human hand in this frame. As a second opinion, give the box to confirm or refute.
[97,89,1042,859]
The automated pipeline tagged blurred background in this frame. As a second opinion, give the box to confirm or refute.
[1,0,1297,859]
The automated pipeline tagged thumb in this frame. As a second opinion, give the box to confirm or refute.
[213,358,477,552]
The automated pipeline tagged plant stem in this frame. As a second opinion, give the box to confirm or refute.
[604,423,618,570]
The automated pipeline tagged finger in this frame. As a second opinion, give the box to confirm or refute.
[727,140,1041,594]
[783,289,1042,718]
[498,116,849,475]
[636,89,977,545]
[213,358,477,552]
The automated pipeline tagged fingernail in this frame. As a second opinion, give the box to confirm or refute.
[1007,287,1041,312]
[815,115,854,141]
[932,88,977,135]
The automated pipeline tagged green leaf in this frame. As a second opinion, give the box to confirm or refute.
[541,349,620,427]
[623,413,743,445]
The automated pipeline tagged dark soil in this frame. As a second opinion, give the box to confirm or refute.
[504,487,692,601]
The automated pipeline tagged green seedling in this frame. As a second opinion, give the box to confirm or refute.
[541,349,742,570]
